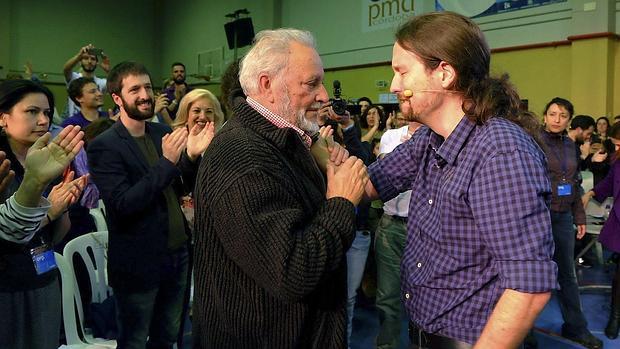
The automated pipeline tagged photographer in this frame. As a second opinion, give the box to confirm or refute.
[62,44,110,119]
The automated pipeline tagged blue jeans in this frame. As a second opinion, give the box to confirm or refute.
[346,230,371,346]
[375,214,407,349]
[550,211,589,336]
[115,247,189,349]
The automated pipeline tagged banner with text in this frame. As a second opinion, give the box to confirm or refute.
[435,0,566,18]
[362,0,415,32]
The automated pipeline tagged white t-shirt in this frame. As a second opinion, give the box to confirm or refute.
[64,72,107,118]
[379,125,413,217]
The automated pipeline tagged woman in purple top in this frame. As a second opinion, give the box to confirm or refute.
[584,121,620,339]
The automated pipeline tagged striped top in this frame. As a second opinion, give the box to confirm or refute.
[0,194,50,244]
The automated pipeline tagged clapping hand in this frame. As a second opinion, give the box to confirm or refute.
[47,171,88,221]
[162,127,188,165]
[0,151,15,194]
[154,94,170,115]
[186,122,215,161]
[25,126,84,188]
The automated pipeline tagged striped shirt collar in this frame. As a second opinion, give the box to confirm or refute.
[246,96,312,149]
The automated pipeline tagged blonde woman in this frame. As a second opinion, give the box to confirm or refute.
[172,89,224,134]
[172,89,221,225]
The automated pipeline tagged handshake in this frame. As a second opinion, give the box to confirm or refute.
[311,125,368,206]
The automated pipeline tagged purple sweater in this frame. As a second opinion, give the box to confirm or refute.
[593,159,620,252]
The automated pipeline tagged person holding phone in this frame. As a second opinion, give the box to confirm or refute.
[62,44,111,119]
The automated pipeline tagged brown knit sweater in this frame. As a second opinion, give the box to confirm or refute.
[192,102,357,349]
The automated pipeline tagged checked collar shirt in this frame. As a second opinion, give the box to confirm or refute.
[368,115,558,344]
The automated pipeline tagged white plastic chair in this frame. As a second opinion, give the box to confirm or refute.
[55,253,114,349]
[581,170,594,192]
[89,201,107,232]
[61,232,116,348]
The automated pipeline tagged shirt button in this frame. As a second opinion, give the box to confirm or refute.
[428,199,433,205]
[417,262,422,268]
[405,293,410,299]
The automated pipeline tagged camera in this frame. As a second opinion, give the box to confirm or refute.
[331,80,348,116]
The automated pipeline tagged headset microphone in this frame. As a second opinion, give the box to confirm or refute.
[402,89,457,98]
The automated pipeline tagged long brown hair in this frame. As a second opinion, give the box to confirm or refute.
[395,11,539,136]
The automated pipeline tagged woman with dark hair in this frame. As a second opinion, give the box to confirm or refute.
[360,105,386,143]
[0,79,87,349]
[593,116,611,143]
[539,97,602,348]
[584,122,620,339]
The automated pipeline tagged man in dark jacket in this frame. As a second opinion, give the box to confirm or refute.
[88,61,211,349]
[192,29,368,349]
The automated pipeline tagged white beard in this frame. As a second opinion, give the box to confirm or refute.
[277,87,320,134]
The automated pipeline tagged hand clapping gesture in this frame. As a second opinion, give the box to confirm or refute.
[25,126,84,187]
[162,127,188,165]
[46,171,88,221]
[186,122,215,161]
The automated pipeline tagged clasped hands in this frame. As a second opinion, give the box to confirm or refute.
[313,125,368,206]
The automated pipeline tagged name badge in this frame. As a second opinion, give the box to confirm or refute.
[30,244,57,275]
[557,183,572,196]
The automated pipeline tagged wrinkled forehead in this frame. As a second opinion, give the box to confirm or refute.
[285,42,324,80]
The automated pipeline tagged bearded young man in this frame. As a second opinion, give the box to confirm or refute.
[87,61,212,349]
[192,29,369,349]
[162,62,192,118]
[364,12,558,348]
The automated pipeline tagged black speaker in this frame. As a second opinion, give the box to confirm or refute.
[224,18,255,50]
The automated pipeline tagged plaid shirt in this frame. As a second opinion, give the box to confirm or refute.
[369,116,557,344]
[246,96,312,149]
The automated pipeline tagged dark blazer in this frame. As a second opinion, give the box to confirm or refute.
[87,120,197,292]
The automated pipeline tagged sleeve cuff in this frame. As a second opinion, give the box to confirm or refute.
[11,194,51,214]
[497,259,558,292]
[317,197,357,247]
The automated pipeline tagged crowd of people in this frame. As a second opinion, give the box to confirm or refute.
[2,10,620,349]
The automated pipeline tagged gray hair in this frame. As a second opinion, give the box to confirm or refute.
[239,28,316,96]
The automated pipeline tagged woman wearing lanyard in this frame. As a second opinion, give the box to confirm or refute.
[540,97,602,349]
[0,79,87,349]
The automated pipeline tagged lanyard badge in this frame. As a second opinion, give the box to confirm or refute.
[29,242,57,275]
[557,182,572,196]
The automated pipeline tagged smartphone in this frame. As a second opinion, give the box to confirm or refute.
[88,48,104,57]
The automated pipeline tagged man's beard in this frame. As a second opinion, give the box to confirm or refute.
[122,97,154,121]
[173,76,185,84]
[277,87,320,134]
[81,63,96,73]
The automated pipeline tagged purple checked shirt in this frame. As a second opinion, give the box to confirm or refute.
[368,116,558,344]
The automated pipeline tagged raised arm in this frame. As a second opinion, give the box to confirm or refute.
[63,44,92,82]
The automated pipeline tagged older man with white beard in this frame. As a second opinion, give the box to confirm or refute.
[192,29,369,349]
